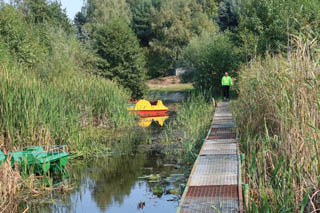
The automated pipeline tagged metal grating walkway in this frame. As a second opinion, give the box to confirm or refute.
[177,103,243,213]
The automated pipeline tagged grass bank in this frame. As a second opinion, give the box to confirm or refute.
[233,39,320,211]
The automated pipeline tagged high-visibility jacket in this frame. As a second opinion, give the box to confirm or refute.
[221,76,233,86]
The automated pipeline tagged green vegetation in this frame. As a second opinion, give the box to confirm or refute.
[74,0,147,98]
[93,18,147,99]
[0,1,143,209]
[163,93,214,164]
[146,0,216,77]
[0,64,135,152]
[233,38,320,211]
[236,0,320,59]
[182,32,240,95]
[1,0,320,210]
[77,0,217,78]
[148,85,194,92]
[0,2,137,153]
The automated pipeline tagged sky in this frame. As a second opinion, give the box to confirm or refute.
[3,0,84,20]
[60,0,84,20]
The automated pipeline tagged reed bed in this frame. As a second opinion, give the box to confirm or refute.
[0,159,73,213]
[233,38,320,211]
[0,63,135,154]
[163,93,214,164]
[0,161,22,212]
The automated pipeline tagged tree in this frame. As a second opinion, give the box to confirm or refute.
[218,0,239,31]
[148,0,217,77]
[131,0,157,47]
[182,32,240,95]
[196,0,218,19]
[93,19,147,99]
[15,0,73,33]
[0,5,48,66]
[126,0,141,10]
[236,0,320,59]
[74,11,90,42]
[84,0,132,33]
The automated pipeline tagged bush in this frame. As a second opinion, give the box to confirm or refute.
[93,19,147,99]
[182,32,240,95]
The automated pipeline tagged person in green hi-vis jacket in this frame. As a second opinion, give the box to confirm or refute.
[221,72,233,101]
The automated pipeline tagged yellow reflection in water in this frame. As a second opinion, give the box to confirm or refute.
[138,116,169,128]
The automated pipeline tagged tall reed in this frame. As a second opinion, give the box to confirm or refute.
[163,92,214,164]
[0,63,135,153]
[233,37,320,211]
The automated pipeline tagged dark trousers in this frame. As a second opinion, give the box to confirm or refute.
[222,86,230,99]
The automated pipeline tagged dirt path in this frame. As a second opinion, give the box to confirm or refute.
[147,76,193,90]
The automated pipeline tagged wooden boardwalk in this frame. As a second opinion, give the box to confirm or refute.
[177,103,243,213]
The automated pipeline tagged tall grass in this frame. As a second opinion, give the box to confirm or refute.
[0,29,138,210]
[163,93,214,164]
[0,64,135,153]
[0,159,73,213]
[0,162,22,212]
[233,37,320,211]
[0,27,136,154]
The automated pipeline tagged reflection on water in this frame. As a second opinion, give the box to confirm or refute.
[138,116,169,128]
[22,103,183,213]
[50,153,185,213]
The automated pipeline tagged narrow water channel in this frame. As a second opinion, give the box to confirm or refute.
[36,103,187,213]
[50,153,185,212]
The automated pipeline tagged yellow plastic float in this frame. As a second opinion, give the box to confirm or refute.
[128,100,168,117]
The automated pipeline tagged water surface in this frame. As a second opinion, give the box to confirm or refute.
[50,153,185,213]
[47,107,186,213]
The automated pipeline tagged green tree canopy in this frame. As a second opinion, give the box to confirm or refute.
[182,32,240,95]
[84,0,132,33]
[131,0,157,47]
[196,0,218,19]
[0,5,48,66]
[218,0,239,31]
[236,0,320,60]
[93,19,147,99]
[148,0,217,77]
[13,0,73,33]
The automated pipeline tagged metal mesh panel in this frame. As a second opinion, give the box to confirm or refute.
[212,123,236,128]
[178,102,243,213]
[210,128,236,135]
[205,139,238,144]
[180,186,240,213]
[209,128,237,139]
[189,155,239,186]
[207,134,236,140]
[213,119,235,124]
[200,143,238,156]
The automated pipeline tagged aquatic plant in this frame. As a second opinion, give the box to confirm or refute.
[0,63,135,154]
[233,36,320,211]
[0,159,72,213]
[163,92,214,164]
